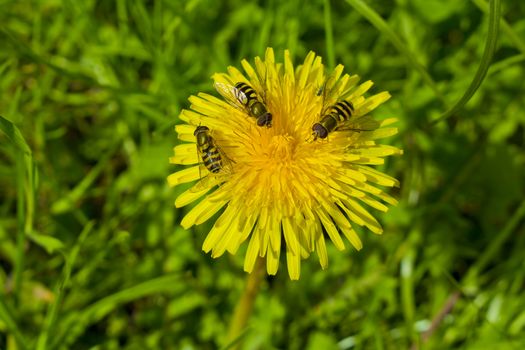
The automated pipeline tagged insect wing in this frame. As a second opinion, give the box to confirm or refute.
[190,166,221,192]
[190,140,214,192]
[258,67,270,103]
[191,169,232,193]
[335,115,380,132]
[214,82,250,113]
[318,75,342,116]
[190,144,233,193]
[218,146,234,172]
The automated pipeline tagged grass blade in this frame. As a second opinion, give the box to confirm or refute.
[0,115,31,155]
[0,298,30,350]
[220,327,253,350]
[345,0,447,105]
[401,248,417,346]
[3,115,36,307]
[471,0,525,54]
[488,53,525,76]
[323,0,335,70]
[36,221,95,350]
[14,153,26,302]
[51,274,183,349]
[50,150,114,214]
[432,0,501,124]
[465,199,525,282]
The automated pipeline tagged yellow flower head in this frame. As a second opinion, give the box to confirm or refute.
[168,48,401,280]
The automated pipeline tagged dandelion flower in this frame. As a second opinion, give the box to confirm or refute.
[168,48,401,280]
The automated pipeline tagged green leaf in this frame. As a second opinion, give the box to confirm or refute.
[166,292,206,319]
[411,0,466,23]
[220,327,252,350]
[306,332,339,350]
[27,231,65,254]
[0,115,31,155]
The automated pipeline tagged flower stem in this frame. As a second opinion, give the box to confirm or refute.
[226,257,266,349]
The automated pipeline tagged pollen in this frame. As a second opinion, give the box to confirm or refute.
[267,134,297,161]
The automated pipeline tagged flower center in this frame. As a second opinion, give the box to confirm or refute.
[267,134,296,161]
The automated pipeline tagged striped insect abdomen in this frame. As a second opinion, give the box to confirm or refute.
[234,82,273,127]
[234,82,257,107]
[195,126,223,174]
[329,100,354,123]
[311,100,355,140]
[202,146,222,173]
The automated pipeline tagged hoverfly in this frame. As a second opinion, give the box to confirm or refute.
[191,125,233,191]
[309,76,377,141]
[214,82,272,127]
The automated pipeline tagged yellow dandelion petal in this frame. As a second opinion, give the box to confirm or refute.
[167,166,200,187]
[239,210,259,242]
[210,206,243,258]
[202,214,233,254]
[256,212,271,258]
[267,212,281,255]
[315,230,329,269]
[179,110,192,123]
[228,210,256,255]
[349,144,403,157]
[375,191,399,206]
[323,201,353,230]
[180,198,228,229]
[316,209,345,251]
[286,248,301,280]
[343,198,383,234]
[337,199,365,227]
[380,117,399,127]
[168,49,401,279]
[282,217,298,256]
[340,225,363,251]
[357,165,400,187]
[296,51,316,89]
[266,216,281,275]
[359,196,390,212]
[174,124,195,142]
[364,127,399,141]
[175,186,209,208]
[170,144,199,165]
[226,66,247,83]
[244,231,261,274]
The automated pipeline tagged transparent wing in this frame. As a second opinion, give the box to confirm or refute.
[335,115,380,132]
[259,67,269,103]
[317,74,344,116]
[190,167,228,192]
[214,82,250,114]
[190,165,234,192]
[190,142,234,193]
[189,165,214,192]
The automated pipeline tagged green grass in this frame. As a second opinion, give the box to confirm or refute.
[1,0,525,349]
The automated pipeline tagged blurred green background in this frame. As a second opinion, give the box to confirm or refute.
[1,0,524,349]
